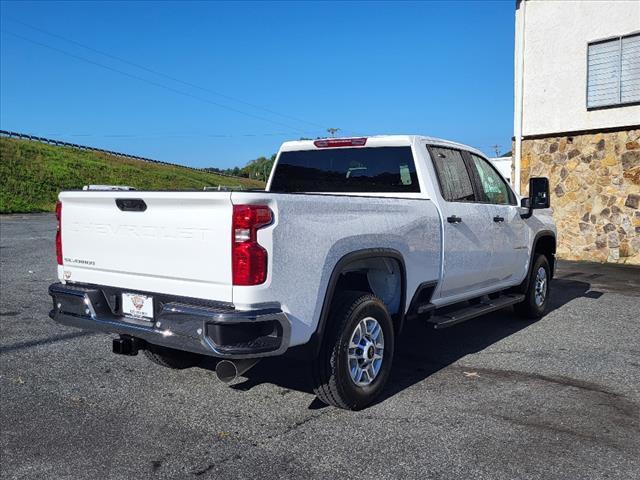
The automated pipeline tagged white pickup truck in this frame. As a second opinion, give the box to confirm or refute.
[49,135,556,410]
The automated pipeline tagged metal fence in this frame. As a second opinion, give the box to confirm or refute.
[0,129,249,180]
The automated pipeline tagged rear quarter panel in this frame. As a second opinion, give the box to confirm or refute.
[231,192,441,346]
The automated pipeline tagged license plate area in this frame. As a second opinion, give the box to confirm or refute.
[121,292,154,320]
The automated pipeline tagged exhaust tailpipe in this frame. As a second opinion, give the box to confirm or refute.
[215,359,260,383]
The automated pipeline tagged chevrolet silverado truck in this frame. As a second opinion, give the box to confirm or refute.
[48,135,556,410]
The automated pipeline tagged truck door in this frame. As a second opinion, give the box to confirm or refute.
[428,146,498,301]
[467,153,529,285]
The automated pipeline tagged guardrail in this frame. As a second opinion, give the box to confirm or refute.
[0,129,250,181]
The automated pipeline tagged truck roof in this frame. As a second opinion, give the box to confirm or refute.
[279,135,486,158]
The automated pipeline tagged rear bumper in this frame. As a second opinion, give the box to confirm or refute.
[48,282,291,359]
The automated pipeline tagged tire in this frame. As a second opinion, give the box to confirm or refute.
[312,291,395,410]
[143,344,201,369]
[514,253,551,319]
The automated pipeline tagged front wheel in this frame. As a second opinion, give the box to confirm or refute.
[311,291,395,410]
[514,254,551,319]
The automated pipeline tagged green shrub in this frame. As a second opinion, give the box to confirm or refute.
[0,138,264,213]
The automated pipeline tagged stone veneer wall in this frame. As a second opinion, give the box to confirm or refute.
[519,128,640,265]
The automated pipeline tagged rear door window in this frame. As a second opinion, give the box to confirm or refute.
[429,147,476,202]
[269,146,420,193]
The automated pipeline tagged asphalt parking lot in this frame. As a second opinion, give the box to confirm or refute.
[1,213,639,480]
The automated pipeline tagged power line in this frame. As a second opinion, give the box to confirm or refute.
[1,29,320,135]
[30,131,309,139]
[489,144,503,157]
[5,16,328,131]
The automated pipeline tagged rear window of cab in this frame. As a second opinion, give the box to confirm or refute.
[269,146,420,193]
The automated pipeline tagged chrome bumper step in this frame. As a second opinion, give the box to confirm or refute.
[48,282,291,359]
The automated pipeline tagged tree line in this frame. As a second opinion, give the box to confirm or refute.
[204,153,276,182]
[203,136,319,181]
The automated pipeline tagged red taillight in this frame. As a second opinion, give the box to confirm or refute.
[313,137,367,148]
[232,204,272,285]
[55,201,63,265]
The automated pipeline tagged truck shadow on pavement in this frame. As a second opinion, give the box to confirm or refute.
[202,277,598,408]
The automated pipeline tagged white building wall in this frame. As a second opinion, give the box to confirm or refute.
[489,157,513,183]
[517,0,640,137]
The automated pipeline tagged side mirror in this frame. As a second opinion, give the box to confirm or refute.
[529,177,550,209]
[520,197,531,209]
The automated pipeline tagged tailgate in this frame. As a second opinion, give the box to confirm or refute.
[59,191,233,302]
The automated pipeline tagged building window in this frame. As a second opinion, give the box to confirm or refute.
[587,32,640,109]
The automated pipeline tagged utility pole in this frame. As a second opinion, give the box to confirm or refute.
[490,144,502,157]
[327,128,340,137]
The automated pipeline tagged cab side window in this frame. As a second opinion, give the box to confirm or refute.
[430,147,476,202]
[469,154,514,205]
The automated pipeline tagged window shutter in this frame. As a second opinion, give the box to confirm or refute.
[587,33,640,108]
[621,34,640,104]
[587,39,621,108]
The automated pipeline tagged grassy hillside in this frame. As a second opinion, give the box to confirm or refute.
[0,138,264,213]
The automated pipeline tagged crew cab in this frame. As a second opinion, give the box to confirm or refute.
[48,135,556,410]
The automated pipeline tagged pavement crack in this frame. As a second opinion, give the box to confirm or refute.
[192,463,215,476]
[191,454,241,476]
[493,413,637,452]
[263,409,333,443]
[455,365,625,398]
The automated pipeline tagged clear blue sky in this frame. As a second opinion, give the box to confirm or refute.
[0,1,515,169]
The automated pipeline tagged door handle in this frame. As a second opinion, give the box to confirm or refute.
[493,216,504,223]
[447,215,462,224]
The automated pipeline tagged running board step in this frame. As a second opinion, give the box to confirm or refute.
[404,302,436,321]
[416,303,436,315]
[427,293,525,329]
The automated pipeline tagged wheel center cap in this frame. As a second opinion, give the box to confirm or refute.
[360,339,375,362]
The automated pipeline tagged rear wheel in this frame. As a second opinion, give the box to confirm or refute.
[312,291,395,410]
[514,254,551,319]
[143,344,201,369]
